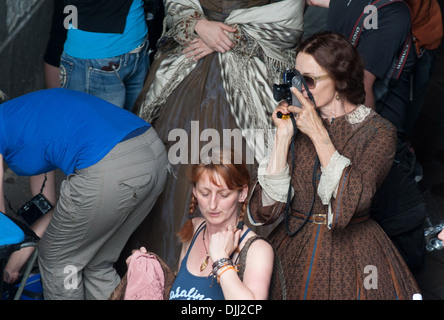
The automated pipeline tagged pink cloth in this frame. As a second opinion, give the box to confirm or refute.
[124,251,165,300]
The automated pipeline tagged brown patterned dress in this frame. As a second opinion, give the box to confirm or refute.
[248,106,421,300]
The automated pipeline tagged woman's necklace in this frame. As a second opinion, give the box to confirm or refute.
[200,227,210,272]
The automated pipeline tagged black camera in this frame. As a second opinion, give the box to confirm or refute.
[273,69,302,107]
[17,193,53,226]
[424,223,444,252]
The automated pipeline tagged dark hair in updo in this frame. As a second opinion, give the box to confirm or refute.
[297,31,366,105]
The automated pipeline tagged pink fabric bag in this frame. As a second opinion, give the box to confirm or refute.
[124,251,165,300]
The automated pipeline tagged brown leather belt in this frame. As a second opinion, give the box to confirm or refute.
[292,211,328,225]
[292,211,370,225]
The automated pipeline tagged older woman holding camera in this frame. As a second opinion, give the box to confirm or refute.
[247,31,420,300]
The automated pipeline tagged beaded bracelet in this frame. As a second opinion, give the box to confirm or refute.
[212,257,233,273]
[209,258,233,286]
[217,265,238,284]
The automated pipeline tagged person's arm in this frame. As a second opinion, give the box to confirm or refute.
[44,63,62,89]
[306,0,330,8]
[218,240,273,300]
[3,169,56,283]
[247,94,331,225]
[364,70,376,110]
[209,226,274,300]
[266,100,298,174]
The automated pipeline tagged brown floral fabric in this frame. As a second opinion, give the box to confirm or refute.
[249,109,421,299]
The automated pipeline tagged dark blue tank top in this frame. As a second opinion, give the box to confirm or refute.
[169,223,250,300]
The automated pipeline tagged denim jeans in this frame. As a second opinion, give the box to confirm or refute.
[60,40,150,112]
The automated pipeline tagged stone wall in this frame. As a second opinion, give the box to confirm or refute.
[0,0,53,99]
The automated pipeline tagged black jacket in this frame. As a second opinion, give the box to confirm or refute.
[64,0,134,34]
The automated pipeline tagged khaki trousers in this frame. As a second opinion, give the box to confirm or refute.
[39,128,167,300]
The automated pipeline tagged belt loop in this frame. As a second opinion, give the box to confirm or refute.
[129,41,145,54]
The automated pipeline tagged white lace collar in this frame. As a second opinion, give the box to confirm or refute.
[346,104,371,124]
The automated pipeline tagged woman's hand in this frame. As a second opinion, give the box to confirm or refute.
[288,86,326,141]
[183,38,214,61]
[289,87,336,168]
[305,0,331,8]
[194,19,237,53]
[272,100,295,138]
[266,100,298,175]
[208,224,241,262]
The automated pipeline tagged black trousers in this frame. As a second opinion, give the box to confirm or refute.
[371,48,427,273]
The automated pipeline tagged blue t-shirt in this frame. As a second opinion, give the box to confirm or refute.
[64,0,148,59]
[0,88,151,176]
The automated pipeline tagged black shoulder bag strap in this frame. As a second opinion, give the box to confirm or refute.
[282,70,320,237]
[349,0,412,88]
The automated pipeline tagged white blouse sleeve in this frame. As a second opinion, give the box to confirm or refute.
[257,156,294,206]
[317,151,351,228]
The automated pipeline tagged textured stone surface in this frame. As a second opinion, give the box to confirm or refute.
[0,0,52,99]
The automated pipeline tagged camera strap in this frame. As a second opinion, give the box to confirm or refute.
[39,173,48,194]
[283,72,320,237]
[4,173,49,216]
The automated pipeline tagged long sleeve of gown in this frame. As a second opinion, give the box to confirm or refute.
[325,120,397,229]
[248,107,398,230]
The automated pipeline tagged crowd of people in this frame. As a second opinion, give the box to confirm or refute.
[0,0,443,300]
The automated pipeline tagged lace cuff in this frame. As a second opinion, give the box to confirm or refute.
[258,156,294,205]
[173,11,203,45]
[317,151,351,205]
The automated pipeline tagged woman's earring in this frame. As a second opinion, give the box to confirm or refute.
[336,95,340,100]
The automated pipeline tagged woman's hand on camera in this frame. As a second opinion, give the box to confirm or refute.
[289,87,326,141]
[272,100,296,139]
[290,87,336,168]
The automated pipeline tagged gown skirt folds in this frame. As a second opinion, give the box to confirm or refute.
[248,108,421,300]
[117,0,304,271]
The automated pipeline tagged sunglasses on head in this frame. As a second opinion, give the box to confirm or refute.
[301,74,330,89]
